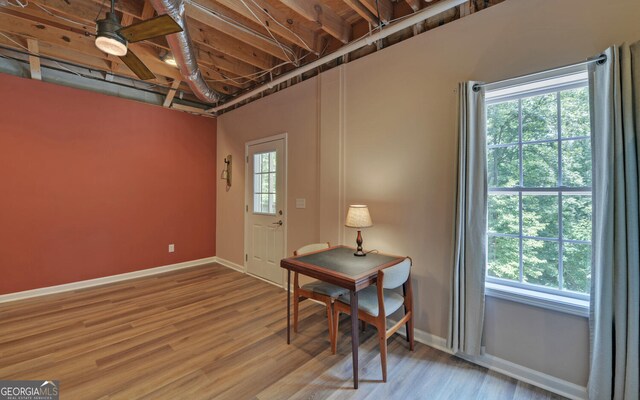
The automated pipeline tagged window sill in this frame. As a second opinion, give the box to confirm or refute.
[485,282,589,317]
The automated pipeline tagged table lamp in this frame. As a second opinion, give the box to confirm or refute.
[345,205,373,256]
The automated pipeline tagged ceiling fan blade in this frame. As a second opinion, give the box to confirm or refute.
[119,50,155,80]
[118,14,182,43]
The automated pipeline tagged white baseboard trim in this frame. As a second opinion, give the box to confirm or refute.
[0,256,217,304]
[459,352,588,400]
[391,323,587,400]
[212,256,245,273]
[213,256,289,290]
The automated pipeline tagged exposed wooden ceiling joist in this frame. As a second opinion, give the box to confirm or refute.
[0,0,506,111]
[279,0,351,44]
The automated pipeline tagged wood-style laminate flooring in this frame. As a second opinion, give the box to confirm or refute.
[0,263,566,399]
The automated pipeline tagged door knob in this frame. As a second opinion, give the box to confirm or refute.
[272,220,283,226]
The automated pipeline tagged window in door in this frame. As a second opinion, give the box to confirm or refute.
[253,151,277,215]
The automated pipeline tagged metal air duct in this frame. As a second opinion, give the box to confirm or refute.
[150,0,222,103]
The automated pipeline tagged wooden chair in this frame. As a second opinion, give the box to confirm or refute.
[331,257,414,382]
[293,242,349,351]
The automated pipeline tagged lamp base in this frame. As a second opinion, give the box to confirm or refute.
[354,230,366,256]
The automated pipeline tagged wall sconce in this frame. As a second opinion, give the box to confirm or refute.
[221,155,232,189]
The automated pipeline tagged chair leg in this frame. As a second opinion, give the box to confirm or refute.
[408,313,415,351]
[331,305,340,354]
[326,301,334,347]
[378,329,388,382]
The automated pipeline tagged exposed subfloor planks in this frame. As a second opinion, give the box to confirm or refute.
[0,264,566,399]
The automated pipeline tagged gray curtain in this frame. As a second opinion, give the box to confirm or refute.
[449,82,487,356]
[588,42,640,400]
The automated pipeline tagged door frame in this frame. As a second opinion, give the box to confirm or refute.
[244,133,288,288]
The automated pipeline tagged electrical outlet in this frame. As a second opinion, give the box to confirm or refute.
[168,244,175,253]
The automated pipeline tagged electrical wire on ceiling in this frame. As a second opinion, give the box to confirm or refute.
[203,48,319,86]
[4,0,27,7]
[238,0,299,66]
[184,0,296,60]
[32,2,88,27]
[246,0,314,54]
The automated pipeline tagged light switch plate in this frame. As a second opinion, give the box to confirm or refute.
[296,198,306,209]
[168,244,175,253]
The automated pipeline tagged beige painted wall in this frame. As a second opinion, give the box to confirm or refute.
[216,78,320,266]
[217,0,640,387]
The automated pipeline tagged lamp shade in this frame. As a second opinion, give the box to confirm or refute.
[345,205,373,228]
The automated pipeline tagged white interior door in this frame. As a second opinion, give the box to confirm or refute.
[245,137,285,285]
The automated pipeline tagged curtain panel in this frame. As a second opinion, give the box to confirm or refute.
[588,42,640,400]
[449,82,487,356]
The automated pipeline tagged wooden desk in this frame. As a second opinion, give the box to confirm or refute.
[280,245,405,389]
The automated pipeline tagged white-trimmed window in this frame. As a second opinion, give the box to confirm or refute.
[484,68,592,314]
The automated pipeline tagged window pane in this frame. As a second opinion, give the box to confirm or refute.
[269,194,276,214]
[562,139,592,187]
[269,173,276,193]
[261,194,269,212]
[254,154,261,172]
[487,100,519,145]
[270,151,277,172]
[488,194,519,234]
[523,239,559,288]
[253,173,261,194]
[253,194,261,213]
[563,195,592,241]
[522,194,558,238]
[523,142,558,187]
[488,146,519,188]
[260,174,268,193]
[561,87,590,138]
[488,236,520,281]
[522,93,557,142]
[563,243,591,294]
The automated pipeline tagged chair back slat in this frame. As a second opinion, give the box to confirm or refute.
[294,242,330,256]
[382,258,411,289]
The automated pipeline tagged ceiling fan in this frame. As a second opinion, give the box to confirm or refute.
[95,0,183,80]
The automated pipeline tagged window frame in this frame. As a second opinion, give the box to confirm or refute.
[252,151,278,216]
[483,66,592,315]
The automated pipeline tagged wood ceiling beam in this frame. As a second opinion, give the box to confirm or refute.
[404,0,423,12]
[163,78,181,107]
[199,64,250,89]
[192,45,260,81]
[279,0,351,44]
[185,3,292,62]
[88,0,144,19]
[0,10,181,81]
[197,0,319,53]
[187,17,274,70]
[141,0,156,20]
[29,0,100,26]
[343,0,379,26]
[26,38,42,80]
[0,34,171,87]
[359,0,393,23]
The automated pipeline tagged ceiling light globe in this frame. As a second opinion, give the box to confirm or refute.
[95,36,128,57]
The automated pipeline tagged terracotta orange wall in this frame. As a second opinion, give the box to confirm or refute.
[0,73,217,295]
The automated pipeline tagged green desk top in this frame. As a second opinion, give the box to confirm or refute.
[294,247,400,278]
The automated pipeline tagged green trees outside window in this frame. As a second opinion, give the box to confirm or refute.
[486,83,592,296]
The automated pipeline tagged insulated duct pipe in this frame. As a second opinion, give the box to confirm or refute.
[150,0,222,103]
[209,0,467,113]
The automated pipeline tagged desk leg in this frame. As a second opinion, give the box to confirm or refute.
[287,270,291,345]
[350,290,359,389]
